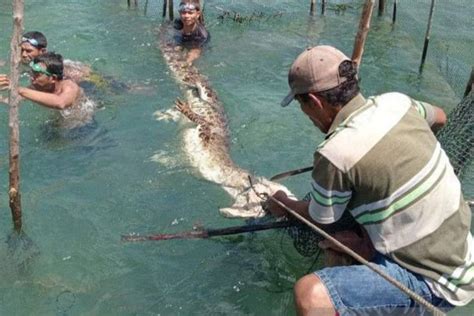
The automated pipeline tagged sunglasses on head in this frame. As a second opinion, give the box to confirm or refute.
[178,3,197,13]
[29,61,52,77]
[22,37,41,48]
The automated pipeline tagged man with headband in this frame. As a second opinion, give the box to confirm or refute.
[174,0,209,64]
[18,31,94,84]
[20,31,48,64]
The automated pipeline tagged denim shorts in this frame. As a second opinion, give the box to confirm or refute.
[315,253,454,315]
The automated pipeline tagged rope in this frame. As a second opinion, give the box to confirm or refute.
[249,177,446,316]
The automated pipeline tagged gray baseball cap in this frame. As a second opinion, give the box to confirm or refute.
[281,45,351,107]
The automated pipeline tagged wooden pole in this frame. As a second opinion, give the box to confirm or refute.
[144,0,149,15]
[310,0,315,15]
[127,0,130,8]
[352,0,375,67]
[321,0,326,15]
[271,166,314,181]
[419,0,436,73]
[392,0,397,24]
[162,0,167,18]
[464,67,474,97]
[200,0,205,24]
[122,221,293,242]
[378,0,385,16]
[168,0,174,21]
[134,0,138,6]
[8,0,24,233]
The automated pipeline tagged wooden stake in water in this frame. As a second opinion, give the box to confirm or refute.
[392,0,397,24]
[352,0,375,67]
[378,0,385,16]
[8,0,24,233]
[168,0,174,21]
[464,67,474,97]
[321,0,326,15]
[144,0,149,15]
[162,0,167,18]
[419,0,436,74]
[310,0,315,15]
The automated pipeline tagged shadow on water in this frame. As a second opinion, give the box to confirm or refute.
[5,230,40,275]
[37,119,117,156]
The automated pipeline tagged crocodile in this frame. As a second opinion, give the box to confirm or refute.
[158,26,294,218]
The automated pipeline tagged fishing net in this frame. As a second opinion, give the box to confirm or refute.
[286,193,361,257]
[436,91,474,183]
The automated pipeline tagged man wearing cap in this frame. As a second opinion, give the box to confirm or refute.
[267,45,473,315]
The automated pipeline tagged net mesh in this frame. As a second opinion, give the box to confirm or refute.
[437,91,474,183]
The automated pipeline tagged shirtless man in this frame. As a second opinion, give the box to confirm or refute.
[1,52,94,129]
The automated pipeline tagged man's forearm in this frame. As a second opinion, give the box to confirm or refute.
[19,87,69,109]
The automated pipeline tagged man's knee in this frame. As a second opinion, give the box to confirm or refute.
[294,274,335,316]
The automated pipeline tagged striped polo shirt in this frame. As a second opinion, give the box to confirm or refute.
[309,92,473,306]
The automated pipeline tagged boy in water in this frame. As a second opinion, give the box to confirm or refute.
[0,52,95,129]
[174,0,210,64]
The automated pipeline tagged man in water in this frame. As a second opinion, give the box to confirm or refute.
[267,45,473,315]
[20,31,96,84]
[0,52,94,129]
[174,0,210,64]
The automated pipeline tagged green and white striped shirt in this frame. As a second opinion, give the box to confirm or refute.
[309,92,473,306]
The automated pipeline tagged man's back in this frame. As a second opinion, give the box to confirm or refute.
[312,92,473,305]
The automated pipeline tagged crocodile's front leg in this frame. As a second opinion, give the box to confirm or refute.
[174,98,209,125]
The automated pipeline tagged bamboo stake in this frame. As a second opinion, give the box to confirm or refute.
[200,0,205,24]
[392,0,397,24]
[419,0,436,74]
[122,221,293,242]
[352,0,375,67]
[464,67,473,97]
[321,0,326,15]
[8,0,24,233]
[378,0,385,16]
[168,0,174,21]
[144,0,149,15]
[270,166,314,181]
[310,0,315,15]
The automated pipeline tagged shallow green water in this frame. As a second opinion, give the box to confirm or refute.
[0,0,472,315]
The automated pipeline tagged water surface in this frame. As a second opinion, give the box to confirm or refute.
[0,0,472,315]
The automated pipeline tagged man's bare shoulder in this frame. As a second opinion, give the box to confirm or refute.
[63,59,92,82]
[58,79,81,96]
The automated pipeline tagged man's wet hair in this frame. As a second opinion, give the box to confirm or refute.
[22,31,48,49]
[33,52,64,80]
[298,60,360,107]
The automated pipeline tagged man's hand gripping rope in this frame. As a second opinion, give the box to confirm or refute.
[247,176,446,316]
